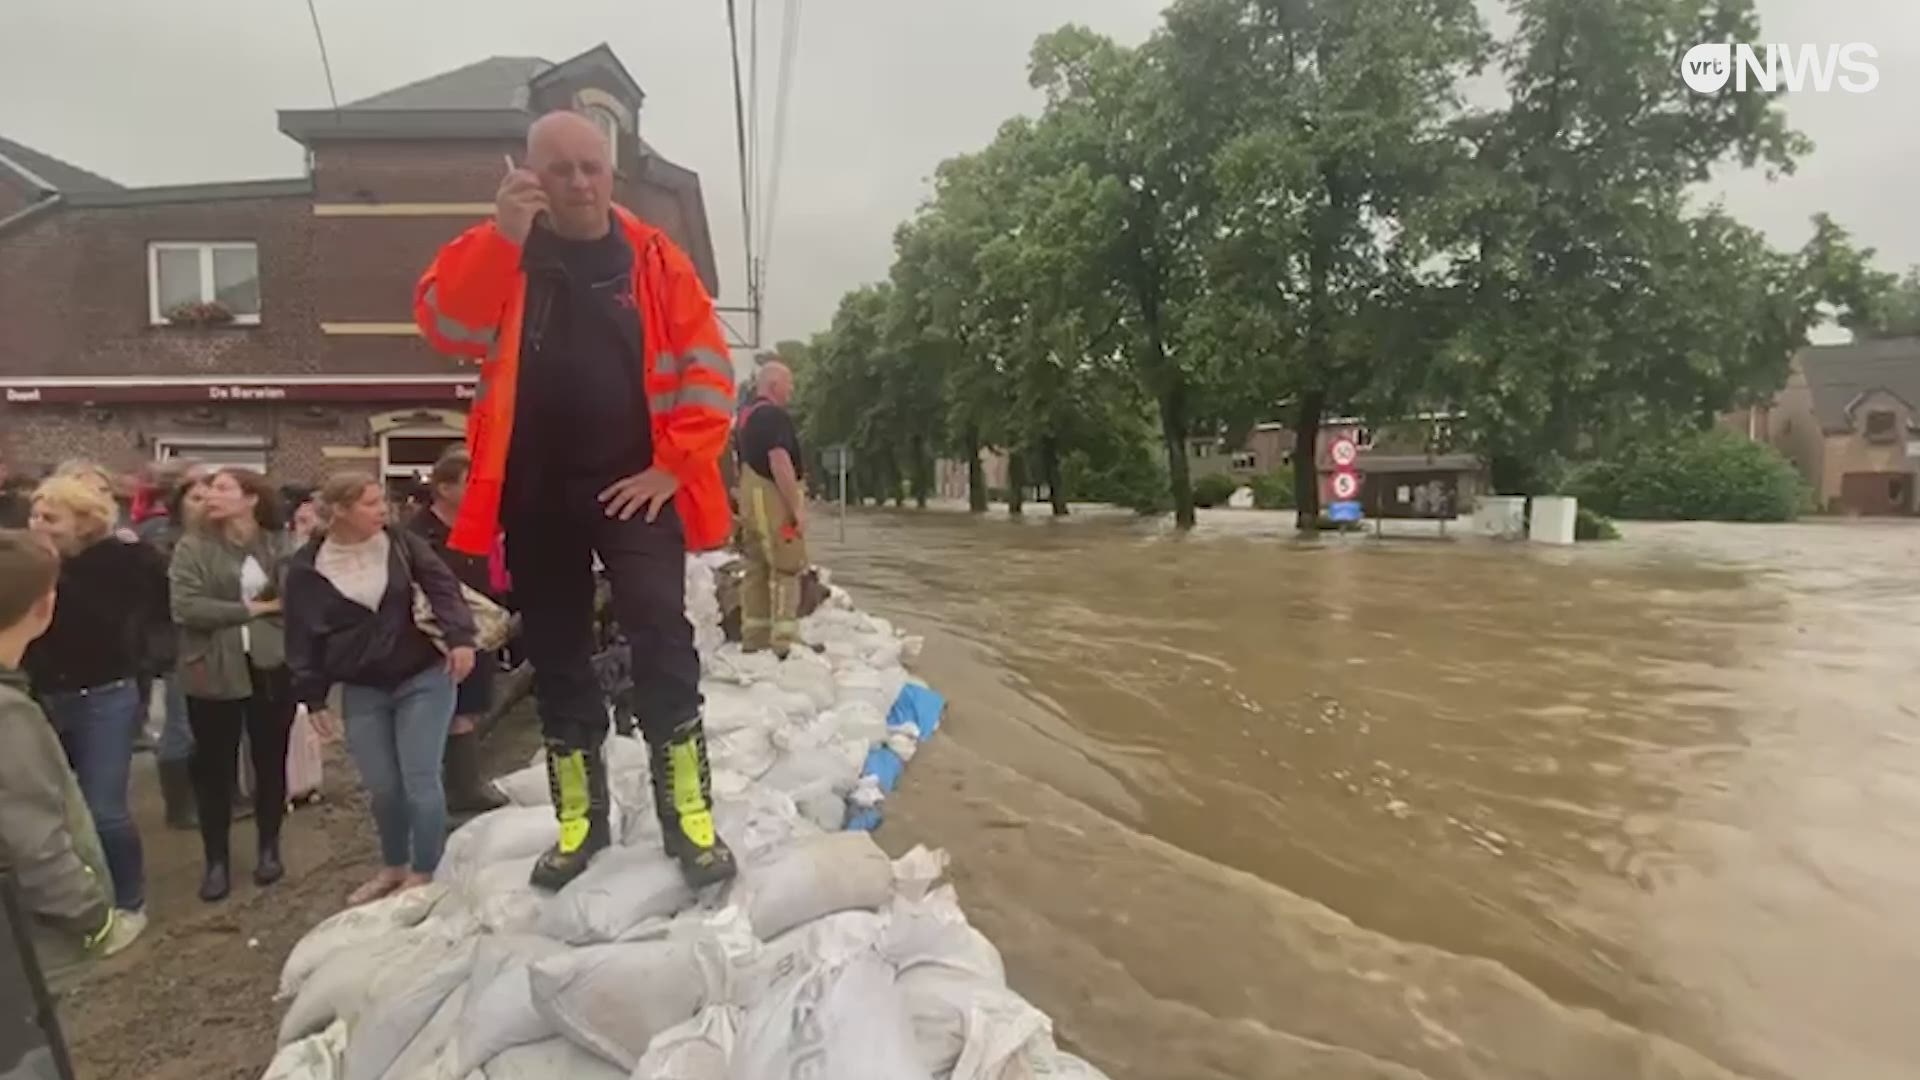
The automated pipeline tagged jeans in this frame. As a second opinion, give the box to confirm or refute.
[505,499,702,752]
[343,666,456,874]
[187,665,296,865]
[42,680,145,912]
[157,676,195,764]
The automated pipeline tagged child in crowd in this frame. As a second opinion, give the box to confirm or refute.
[0,530,144,989]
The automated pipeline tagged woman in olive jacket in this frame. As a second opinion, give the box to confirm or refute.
[169,468,295,903]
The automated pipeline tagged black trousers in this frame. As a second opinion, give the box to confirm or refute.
[505,499,703,752]
[186,664,296,864]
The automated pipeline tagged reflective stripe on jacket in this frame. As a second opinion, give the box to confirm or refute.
[413,208,736,555]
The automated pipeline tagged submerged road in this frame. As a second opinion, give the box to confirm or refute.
[815,508,1920,1080]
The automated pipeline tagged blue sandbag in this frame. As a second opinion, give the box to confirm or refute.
[888,683,945,739]
[846,683,947,831]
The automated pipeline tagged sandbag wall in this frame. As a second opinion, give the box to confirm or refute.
[264,552,1109,1080]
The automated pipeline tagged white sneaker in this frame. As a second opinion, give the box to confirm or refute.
[100,908,148,957]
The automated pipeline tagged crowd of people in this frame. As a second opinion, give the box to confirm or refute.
[0,448,509,985]
[0,106,817,1008]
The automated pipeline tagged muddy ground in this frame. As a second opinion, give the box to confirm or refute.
[62,715,545,1080]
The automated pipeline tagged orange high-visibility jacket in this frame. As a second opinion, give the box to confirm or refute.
[413,208,736,556]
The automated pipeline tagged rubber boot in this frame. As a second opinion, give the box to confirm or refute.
[528,742,610,892]
[443,731,507,815]
[157,758,197,831]
[651,719,737,889]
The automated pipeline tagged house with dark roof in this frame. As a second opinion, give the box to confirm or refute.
[1727,338,1920,514]
[0,44,720,487]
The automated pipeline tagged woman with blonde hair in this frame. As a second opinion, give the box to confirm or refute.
[170,468,295,902]
[286,472,475,903]
[23,475,169,929]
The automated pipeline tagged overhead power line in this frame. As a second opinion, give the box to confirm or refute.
[302,0,342,112]
[759,0,803,292]
[725,0,758,338]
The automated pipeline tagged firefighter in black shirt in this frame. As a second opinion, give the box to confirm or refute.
[734,362,808,657]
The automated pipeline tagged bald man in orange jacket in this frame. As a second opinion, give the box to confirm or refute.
[414,111,736,891]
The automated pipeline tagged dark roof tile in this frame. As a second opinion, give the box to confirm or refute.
[0,135,122,194]
[342,56,552,111]
[1799,338,1920,432]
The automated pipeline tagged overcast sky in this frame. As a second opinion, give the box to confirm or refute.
[3,0,1914,347]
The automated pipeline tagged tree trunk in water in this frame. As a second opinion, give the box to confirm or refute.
[1292,390,1325,531]
[1043,437,1068,516]
[1160,387,1195,528]
[911,435,930,509]
[1007,452,1026,517]
[965,426,988,513]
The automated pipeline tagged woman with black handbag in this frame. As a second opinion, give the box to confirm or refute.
[284,472,479,904]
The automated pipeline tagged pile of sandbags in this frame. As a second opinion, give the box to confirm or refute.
[264,553,1107,1080]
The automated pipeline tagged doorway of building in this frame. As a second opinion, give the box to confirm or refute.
[1839,471,1914,516]
[381,431,462,505]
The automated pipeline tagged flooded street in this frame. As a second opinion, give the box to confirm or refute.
[817,509,1920,1080]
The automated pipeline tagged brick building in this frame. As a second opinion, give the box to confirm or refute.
[0,45,720,492]
[1723,338,1920,515]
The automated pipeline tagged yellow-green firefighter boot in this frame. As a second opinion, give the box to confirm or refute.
[652,720,737,889]
[529,742,611,892]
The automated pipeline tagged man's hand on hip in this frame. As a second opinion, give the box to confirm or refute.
[599,467,679,522]
[495,168,549,245]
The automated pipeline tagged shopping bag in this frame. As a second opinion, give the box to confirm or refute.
[288,704,325,804]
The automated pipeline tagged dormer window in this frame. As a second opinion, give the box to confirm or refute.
[1865,409,1899,443]
[586,105,621,171]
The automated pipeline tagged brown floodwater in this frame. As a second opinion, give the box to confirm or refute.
[814,508,1920,1080]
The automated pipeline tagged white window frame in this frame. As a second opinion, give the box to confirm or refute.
[147,241,261,326]
[380,425,465,486]
[153,434,269,474]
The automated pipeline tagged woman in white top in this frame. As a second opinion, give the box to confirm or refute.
[284,472,476,905]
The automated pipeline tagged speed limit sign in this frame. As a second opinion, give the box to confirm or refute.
[1330,438,1359,467]
[1331,471,1360,500]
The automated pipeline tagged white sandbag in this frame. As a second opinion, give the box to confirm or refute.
[819,699,889,746]
[898,966,1052,1080]
[758,746,858,800]
[771,652,837,709]
[491,763,551,807]
[793,786,848,831]
[710,723,778,779]
[702,685,786,735]
[342,938,476,1080]
[377,981,469,1080]
[830,668,901,716]
[436,807,558,890]
[631,1006,737,1080]
[454,936,570,1075]
[537,843,693,945]
[278,885,447,1000]
[712,786,814,868]
[263,1020,347,1080]
[732,950,929,1080]
[480,1038,628,1080]
[528,940,714,1070]
[280,921,464,1046]
[736,831,894,940]
[461,855,547,934]
[729,911,887,1008]
[883,890,1004,982]
[744,679,820,723]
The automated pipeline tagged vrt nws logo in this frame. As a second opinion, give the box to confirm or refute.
[1681,42,1879,94]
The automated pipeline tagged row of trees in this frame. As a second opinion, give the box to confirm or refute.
[785,0,1901,529]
